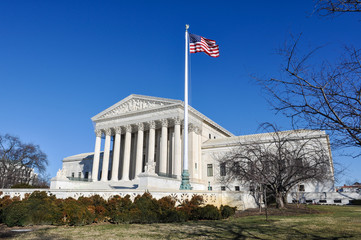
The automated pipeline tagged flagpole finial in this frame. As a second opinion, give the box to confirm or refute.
[185,24,189,30]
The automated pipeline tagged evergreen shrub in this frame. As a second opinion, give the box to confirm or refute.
[26,191,60,225]
[0,191,237,226]
[2,201,29,227]
[60,197,94,226]
[107,195,133,223]
[220,205,236,218]
[197,204,221,220]
[132,192,161,223]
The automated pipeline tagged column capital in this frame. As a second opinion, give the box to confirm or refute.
[104,128,112,136]
[137,122,144,131]
[95,129,102,137]
[114,126,122,134]
[148,120,156,129]
[189,124,201,134]
[173,117,182,125]
[160,119,168,128]
[125,125,132,133]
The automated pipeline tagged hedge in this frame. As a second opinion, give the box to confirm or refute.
[0,191,236,226]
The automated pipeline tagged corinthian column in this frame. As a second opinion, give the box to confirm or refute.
[111,126,122,181]
[173,117,182,179]
[92,129,102,181]
[159,119,168,176]
[101,128,112,181]
[122,125,132,181]
[146,120,156,174]
[134,123,144,178]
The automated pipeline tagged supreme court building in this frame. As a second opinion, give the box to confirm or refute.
[49,94,336,207]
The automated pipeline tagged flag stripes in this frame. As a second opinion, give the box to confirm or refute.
[189,33,219,58]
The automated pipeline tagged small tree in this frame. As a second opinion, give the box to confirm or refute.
[220,123,333,208]
[0,134,48,188]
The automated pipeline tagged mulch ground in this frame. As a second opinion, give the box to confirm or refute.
[235,204,322,217]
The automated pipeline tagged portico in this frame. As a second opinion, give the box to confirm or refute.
[87,94,233,189]
[91,117,183,182]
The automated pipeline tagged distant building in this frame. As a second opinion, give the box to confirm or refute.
[0,163,37,188]
[337,182,361,193]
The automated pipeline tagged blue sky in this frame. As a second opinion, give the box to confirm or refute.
[0,0,359,184]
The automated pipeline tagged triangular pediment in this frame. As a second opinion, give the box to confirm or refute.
[92,94,182,121]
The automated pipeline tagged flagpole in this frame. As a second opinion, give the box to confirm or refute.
[180,24,192,190]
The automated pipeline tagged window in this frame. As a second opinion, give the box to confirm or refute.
[71,172,74,178]
[220,163,226,176]
[214,136,216,139]
[209,134,211,139]
[207,164,213,177]
[78,172,81,178]
[195,163,197,170]
[299,185,305,192]
[221,186,226,191]
[334,199,342,203]
[84,172,89,179]
[235,186,240,191]
[319,200,327,203]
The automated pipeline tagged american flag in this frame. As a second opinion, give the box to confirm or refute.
[189,33,219,58]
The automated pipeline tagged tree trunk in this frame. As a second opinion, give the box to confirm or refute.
[276,192,285,208]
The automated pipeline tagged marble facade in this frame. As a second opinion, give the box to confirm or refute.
[48,94,336,207]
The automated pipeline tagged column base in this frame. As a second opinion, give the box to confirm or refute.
[179,170,192,190]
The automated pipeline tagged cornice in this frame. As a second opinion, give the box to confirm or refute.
[202,130,327,149]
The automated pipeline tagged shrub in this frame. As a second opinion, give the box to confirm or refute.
[132,192,160,223]
[88,195,108,222]
[349,199,361,205]
[178,195,204,220]
[0,196,16,223]
[11,183,49,189]
[157,196,186,222]
[0,191,231,226]
[2,201,30,227]
[107,195,133,223]
[194,205,221,220]
[220,205,236,219]
[60,198,94,226]
[26,191,61,225]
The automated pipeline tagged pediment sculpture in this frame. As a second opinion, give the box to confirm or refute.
[98,98,170,119]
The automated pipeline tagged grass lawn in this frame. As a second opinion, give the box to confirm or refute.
[1,205,361,240]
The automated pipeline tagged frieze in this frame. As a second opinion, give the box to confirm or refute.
[98,99,169,119]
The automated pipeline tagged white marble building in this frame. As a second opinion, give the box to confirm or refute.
[48,94,336,207]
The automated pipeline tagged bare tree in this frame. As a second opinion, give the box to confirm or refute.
[316,0,361,15]
[220,123,333,208]
[259,2,361,155]
[260,37,361,154]
[0,134,48,188]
